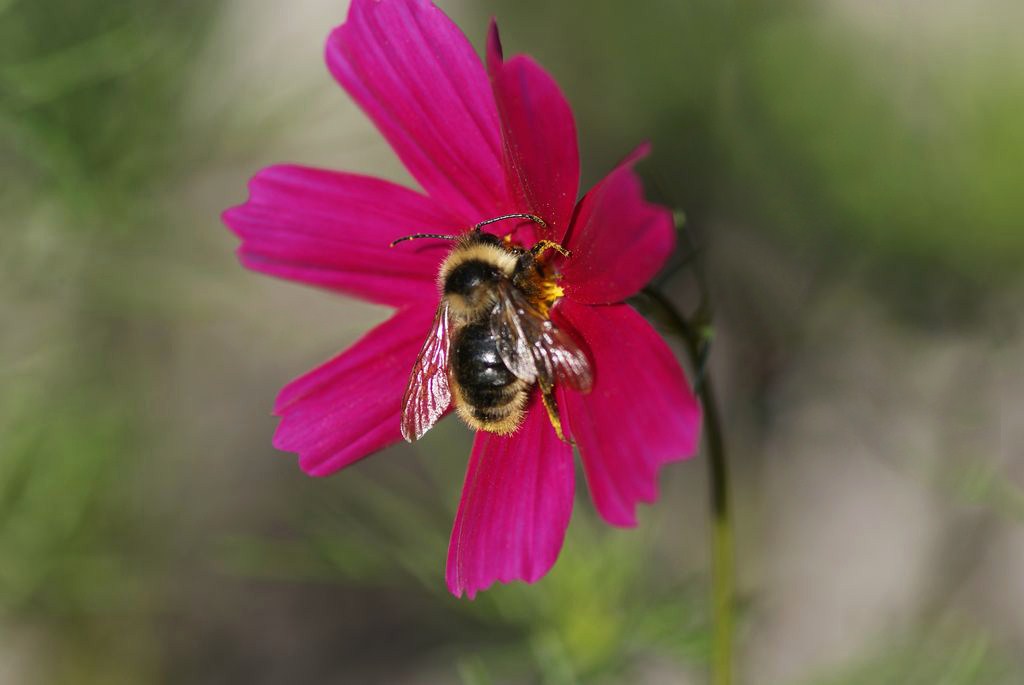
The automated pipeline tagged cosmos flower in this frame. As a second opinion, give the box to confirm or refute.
[223,0,701,598]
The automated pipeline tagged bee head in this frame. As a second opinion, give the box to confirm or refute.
[444,259,498,296]
[440,235,518,318]
[440,259,497,317]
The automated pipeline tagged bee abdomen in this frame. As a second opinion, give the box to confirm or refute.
[454,383,528,435]
[451,321,528,434]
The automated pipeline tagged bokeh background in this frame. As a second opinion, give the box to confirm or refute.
[2,0,1023,682]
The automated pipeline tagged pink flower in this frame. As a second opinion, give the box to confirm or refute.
[223,0,701,598]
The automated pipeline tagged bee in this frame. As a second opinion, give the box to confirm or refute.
[391,213,593,443]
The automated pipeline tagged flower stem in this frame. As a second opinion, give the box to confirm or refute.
[640,287,734,685]
[701,379,734,685]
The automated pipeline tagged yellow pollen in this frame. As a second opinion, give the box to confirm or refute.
[535,278,564,317]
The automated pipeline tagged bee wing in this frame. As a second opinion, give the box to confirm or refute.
[491,281,593,393]
[400,301,453,442]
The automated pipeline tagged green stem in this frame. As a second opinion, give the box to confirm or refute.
[641,287,734,685]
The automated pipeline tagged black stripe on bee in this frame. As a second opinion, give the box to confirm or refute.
[451,321,518,405]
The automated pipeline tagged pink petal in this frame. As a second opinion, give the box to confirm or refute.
[554,300,701,527]
[446,399,574,598]
[274,304,439,477]
[223,165,457,307]
[561,144,676,305]
[326,0,510,222]
[486,22,580,241]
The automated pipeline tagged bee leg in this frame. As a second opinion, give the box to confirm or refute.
[531,240,571,259]
[540,387,572,444]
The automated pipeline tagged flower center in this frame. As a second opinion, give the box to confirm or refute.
[532,271,565,318]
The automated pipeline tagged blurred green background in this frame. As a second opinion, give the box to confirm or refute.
[2,0,1022,683]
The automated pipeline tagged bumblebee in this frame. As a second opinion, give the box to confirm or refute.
[391,214,593,443]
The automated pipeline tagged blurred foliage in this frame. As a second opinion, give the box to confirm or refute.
[940,461,1024,523]
[728,9,1024,301]
[218,445,712,683]
[801,627,1019,685]
[0,380,142,614]
[224,450,1024,685]
[0,0,216,218]
[1,0,217,682]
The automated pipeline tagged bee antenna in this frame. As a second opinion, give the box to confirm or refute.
[390,214,546,247]
[389,233,460,247]
[471,213,547,232]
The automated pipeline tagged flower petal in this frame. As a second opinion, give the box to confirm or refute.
[486,22,580,241]
[223,164,455,307]
[446,400,574,598]
[561,144,675,305]
[274,304,439,476]
[326,0,509,222]
[554,300,701,527]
